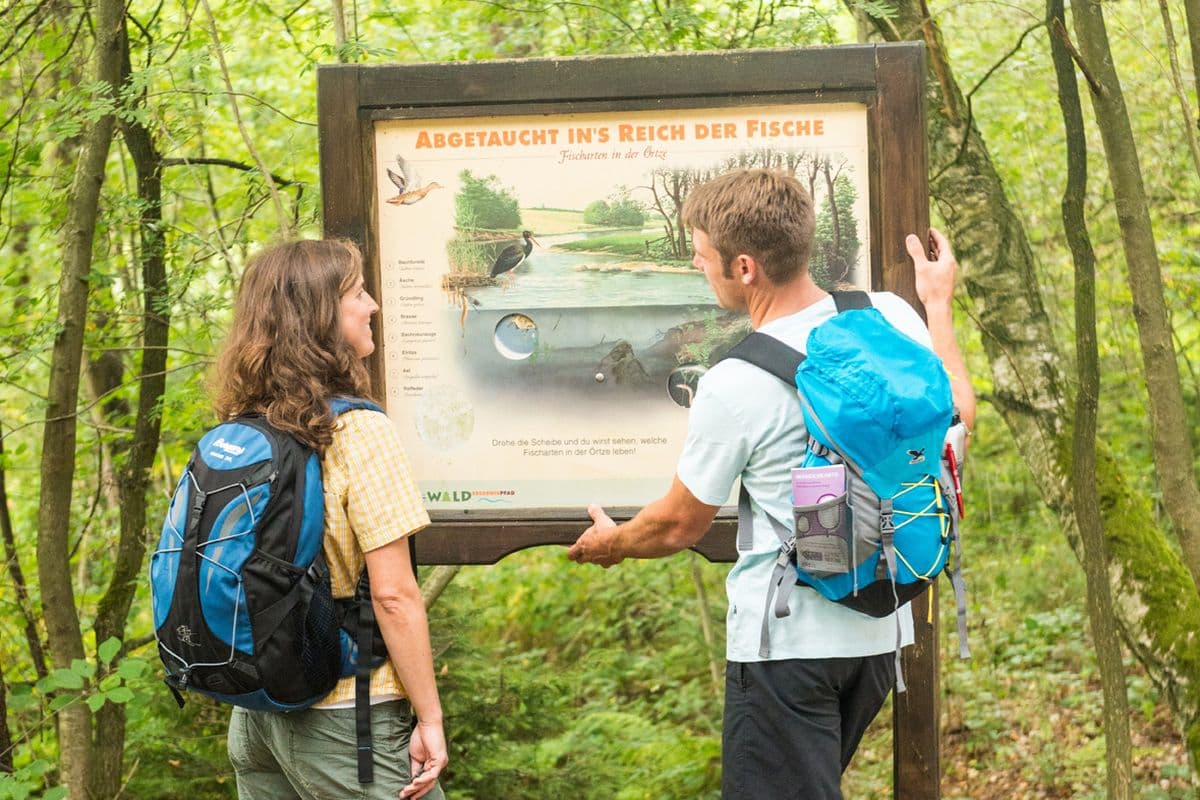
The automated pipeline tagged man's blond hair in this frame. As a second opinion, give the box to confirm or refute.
[681,168,816,284]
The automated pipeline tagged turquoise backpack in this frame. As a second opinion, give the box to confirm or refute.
[722,291,968,690]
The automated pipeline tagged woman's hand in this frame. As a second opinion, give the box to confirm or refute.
[399,718,448,799]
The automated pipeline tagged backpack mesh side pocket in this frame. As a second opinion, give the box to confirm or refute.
[298,569,342,698]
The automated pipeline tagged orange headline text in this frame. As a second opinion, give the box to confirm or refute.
[415,129,561,148]
[412,118,827,150]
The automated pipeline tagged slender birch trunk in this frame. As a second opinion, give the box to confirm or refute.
[1049,1,1133,794]
[1183,0,1200,122]
[1070,0,1200,593]
[36,0,125,793]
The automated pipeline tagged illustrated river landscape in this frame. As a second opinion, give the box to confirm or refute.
[448,228,748,410]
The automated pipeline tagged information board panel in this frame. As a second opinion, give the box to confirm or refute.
[317,46,930,546]
[373,103,871,512]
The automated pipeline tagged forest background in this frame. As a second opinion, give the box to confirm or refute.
[1,0,1199,797]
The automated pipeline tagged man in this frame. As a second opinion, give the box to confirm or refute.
[567,168,975,799]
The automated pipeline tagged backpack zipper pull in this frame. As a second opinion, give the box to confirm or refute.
[166,680,186,708]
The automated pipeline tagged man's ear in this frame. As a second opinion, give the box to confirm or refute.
[734,254,757,285]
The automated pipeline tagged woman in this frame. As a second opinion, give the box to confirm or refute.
[217,239,447,800]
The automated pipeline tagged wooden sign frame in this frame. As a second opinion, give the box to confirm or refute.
[318,43,939,797]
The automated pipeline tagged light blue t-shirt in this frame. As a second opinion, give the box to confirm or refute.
[676,292,931,662]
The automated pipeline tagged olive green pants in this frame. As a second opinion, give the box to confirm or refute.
[227,700,445,800]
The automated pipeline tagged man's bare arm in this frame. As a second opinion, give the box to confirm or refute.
[567,476,721,567]
[907,227,977,429]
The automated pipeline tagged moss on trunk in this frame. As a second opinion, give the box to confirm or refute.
[855,1,1200,776]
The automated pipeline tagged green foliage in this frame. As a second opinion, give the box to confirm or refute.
[455,170,522,230]
[429,553,725,799]
[445,208,493,275]
[582,199,611,225]
[120,693,238,799]
[1,0,1197,796]
[583,190,646,227]
[0,638,163,797]
[0,760,67,800]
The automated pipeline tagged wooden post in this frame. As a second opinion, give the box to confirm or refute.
[872,43,941,799]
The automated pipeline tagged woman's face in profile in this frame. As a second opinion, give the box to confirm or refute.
[339,273,379,357]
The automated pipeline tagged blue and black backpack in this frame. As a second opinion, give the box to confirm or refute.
[150,397,397,783]
[722,291,968,690]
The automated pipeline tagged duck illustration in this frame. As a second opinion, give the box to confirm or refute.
[385,157,441,205]
[489,230,540,278]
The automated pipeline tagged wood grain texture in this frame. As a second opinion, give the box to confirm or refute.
[345,47,881,108]
[873,44,941,800]
[414,516,739,565]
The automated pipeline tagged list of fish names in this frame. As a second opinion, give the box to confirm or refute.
[385,258,439,397]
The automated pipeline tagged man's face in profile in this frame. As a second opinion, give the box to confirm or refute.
[691,228,744,311]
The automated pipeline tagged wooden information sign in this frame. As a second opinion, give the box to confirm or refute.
[318,44,940,797]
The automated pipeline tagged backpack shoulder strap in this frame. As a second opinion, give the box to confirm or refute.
[330,396,384,416]
[719,292,874,380]
[325,394,402,783]
[718,331,804,386]
[719,333,821,659]
[831,289,871,312]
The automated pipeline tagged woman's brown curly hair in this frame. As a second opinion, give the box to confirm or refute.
[212,239,376,454]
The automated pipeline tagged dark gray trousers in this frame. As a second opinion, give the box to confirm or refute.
[721,654,895,800]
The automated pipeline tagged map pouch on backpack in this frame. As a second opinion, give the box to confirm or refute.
[790,464,851,577]
[721,291,968,691]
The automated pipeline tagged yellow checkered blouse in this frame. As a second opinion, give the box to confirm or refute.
[313,408,430,708]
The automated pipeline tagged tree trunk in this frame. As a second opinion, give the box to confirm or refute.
[856,1,1200,771]
[0,655,10,775]
[1049,1,1133,795]
[689,554,722,699]
[331,0,349,58]
[1184,0,1200,124]
[806,156,819,210]
[0,443,14,777]
[671,173,688,258]
[421,565,461,609]
[82,350,124,515]
[1071,0,1200,591]
[823,160,842,259]
[86,25,172,799]
[35,0,124,794]
[1159,0,1200,180]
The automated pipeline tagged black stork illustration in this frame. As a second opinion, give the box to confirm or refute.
[489,230,540,278]
[385,156,441,206]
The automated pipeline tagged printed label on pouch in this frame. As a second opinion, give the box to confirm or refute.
[791,464,845,505]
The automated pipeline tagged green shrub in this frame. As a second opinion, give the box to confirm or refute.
[455,170,521,230]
